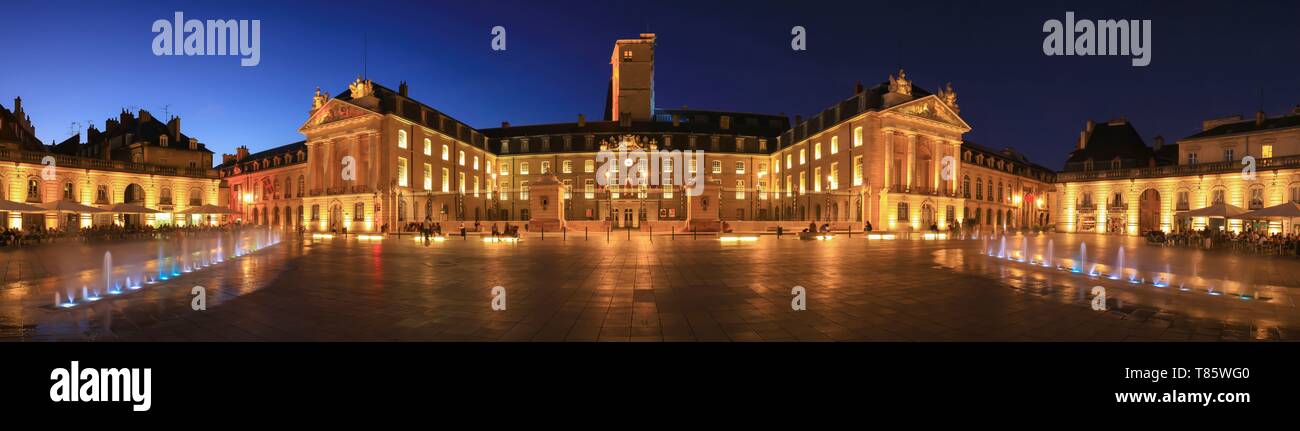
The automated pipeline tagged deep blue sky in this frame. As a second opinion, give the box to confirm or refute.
[1,0,1297,169]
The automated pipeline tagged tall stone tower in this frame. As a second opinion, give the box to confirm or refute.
[606,33,656,122]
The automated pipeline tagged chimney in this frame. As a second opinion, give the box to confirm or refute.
[795,115,803,125]
[1153,135,1164,151]
[167,116,180,139]
[236,145,250,160]
[12,96,21,114]
[854,81,863,95]
[1086,119,1096,133]
[222,154,235,164]
[398,81,409,97]
[577,114,585,127]
[1078,131,1088,150]
[138,109,152,123]
[1256,109,1266,126]
[87,124,100,144]
[501,121,510,128]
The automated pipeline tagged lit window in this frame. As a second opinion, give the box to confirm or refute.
[563,160,572,173]
[458,172,466,194]
[736,180,745,200]
[442,168,450,192]
[711,160,721,174]
[397,130,408,149]
[853,127,863,147]
[458,150,465,166]
[397,157,409,187]
[814,143,821,160]
[500,162,510,176]
[584,179,595,199]
[814,167,821,192]
[473,176,480,197]
[785,154,792,169]
[735,161,745,174]
[520,181,529,200]
[473,156,479,170]
[799,149,806,165]
[830,163,839,190]
[500,181,509,200]
[798,172,806,194]
[831,136,839,154]
[520,162,530,175]
[1188,153,1198,165]
[423,138,432,156]
[423,163,432,190]
[1263,145,1274,159]
[441,144,449,161]
[584,160,595,173]
[562,179,571,199]
[853,156,863,186]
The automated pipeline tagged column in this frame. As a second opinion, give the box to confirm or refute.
[905,133,917,189]
[882,129,893,190]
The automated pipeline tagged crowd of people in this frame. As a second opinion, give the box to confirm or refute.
[0,223,246,246]
[1158,228,1300,256]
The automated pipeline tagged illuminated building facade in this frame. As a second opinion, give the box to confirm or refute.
[0,98,219,229]
[221,33,1055,233]
[1056,109,1300,235]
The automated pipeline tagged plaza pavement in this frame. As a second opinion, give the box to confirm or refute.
[2,230,1298,341]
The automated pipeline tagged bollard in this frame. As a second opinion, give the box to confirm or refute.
[650,225,653,242]
[563,227,566,241]
[585,226,588,241]
[541,225,544,241]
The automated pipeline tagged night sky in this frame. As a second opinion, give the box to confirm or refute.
[1,0,1297,169]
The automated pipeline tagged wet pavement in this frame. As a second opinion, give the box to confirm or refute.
[2,230,1298,341]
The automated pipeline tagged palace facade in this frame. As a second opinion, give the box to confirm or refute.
[1056,109,1300,235]
[220,33,1056,233]
[0,97,220,229]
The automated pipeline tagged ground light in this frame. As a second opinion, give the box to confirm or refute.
[719,236,759,242]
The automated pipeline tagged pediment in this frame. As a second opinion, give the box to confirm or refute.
[298,99,377,132]
[885,96,971,132]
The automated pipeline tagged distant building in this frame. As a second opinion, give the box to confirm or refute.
[1055,107,1300,235]
[0,98,218,229]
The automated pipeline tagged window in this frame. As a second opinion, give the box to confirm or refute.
[311,204,320,221]
[160,187,172,204]
[853,156,863,186]
[1177,191,1190,210]
[441,168,450,192]
[96,185,107,203]
[1291,186,1300,204]
[441,144,450,161]
[1263,145,1274,159]
[474,176,480,197]
[962,175,971,198]
[800,149,807,164]
[423,163,433,190]
[975,178,983,199]
[785,175,792,197]
[423,138,432,156]
[814,167,821,192]
[584,179,595,199]
[500,162,510,176]
[711,160,721,174]
[541,161,551,174]
[26,179,39,202]
[785,154,792,169]
[500,181,509,200]
[736,180,745,200]
[63,182,74,201]
[354,203,365,221]
[458,150,465,166]
[829,162,839,190]
[584,160,594,173]
[562,160,572,173]
[897,202,909,221]
[799,172,806,194]
[830,136,839,154]
[1212,189,1226,204]
[297,176,305,197]
[520,162,530,175]
[1249,187,1264,209]
[814,143,822,160]
[486,161,493,175]
[689,159,697,174]
[473,156,480,170]
[735,161,745,174]
[1188,152,1198,165]
[758,162,767,176]
[853,127,863,147]
[397,157,409,187]
[758,181,767,200]
[458,172,466,194]
[397,130,408,149]
[160,135,168,147]
[1224,148,1234,162]
[189,188,202,206]
[663,158,674,173]
[520,181,529,200]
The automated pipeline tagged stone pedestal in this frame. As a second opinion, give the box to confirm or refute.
[684,180,721,232]
[527,173,567,233]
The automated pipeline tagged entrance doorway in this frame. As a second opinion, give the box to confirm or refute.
[1138,189,1161,233]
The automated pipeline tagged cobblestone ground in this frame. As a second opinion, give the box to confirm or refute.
[2,230,1297,341]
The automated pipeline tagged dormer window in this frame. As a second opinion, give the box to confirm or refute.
[189,138,197,150]
[160,135,169,147]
